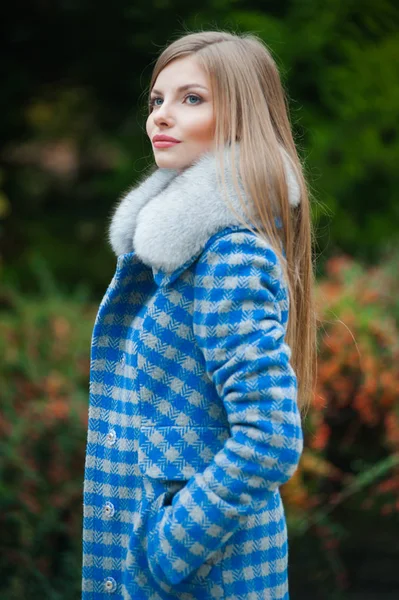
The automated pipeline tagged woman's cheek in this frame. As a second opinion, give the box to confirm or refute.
[145,116,153,138]
[189,113,215,142]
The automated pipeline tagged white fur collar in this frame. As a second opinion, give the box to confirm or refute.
[108,143,300,274]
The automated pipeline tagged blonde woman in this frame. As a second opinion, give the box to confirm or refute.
[82,30,317,600]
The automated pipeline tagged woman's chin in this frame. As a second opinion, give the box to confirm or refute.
[154,157,187,171]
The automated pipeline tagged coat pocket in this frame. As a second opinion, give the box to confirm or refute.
[144,489,225,596]
[138,425,230,481]
[138,426,228,595]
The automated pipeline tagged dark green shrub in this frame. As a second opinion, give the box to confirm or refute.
[0,282,97,599]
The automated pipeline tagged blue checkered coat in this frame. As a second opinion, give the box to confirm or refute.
[82,144,304,600]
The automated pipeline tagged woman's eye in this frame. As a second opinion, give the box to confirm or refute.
[149,94,202,110]
[185,94,201,104]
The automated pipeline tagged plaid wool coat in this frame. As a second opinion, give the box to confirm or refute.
[82,143,304,600]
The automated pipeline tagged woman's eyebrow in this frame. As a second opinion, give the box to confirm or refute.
[151,83,209,95]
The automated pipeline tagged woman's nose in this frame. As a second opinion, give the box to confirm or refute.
[153,103,174,126]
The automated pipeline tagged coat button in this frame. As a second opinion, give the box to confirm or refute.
[106,429,116,446]
[104,577,117,593]
[104,501,115,518]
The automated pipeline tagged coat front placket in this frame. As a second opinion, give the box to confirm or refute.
[82,251,155,598]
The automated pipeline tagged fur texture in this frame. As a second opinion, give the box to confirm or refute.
[108,143,300,273]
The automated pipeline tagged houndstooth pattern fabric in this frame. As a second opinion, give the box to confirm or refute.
[82,225,303,600]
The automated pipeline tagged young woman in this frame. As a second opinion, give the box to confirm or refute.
[82,30,317,600]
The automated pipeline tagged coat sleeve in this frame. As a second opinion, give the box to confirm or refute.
[146,229,304,587]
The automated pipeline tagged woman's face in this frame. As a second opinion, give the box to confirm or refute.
[146,55,215,171]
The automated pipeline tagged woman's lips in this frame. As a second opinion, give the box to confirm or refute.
[153,141,181,148]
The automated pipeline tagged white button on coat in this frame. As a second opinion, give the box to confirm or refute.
[104,577,117,593]
[104,502,115,518]
[106,430,116,446]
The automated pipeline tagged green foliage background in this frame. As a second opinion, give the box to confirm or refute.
[1,0,399,295]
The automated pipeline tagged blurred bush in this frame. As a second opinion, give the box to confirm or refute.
[283,249,399,597]
[1,249,399,598]
[0,276,96,599]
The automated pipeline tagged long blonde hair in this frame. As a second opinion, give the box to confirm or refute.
[146,30,317,417]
